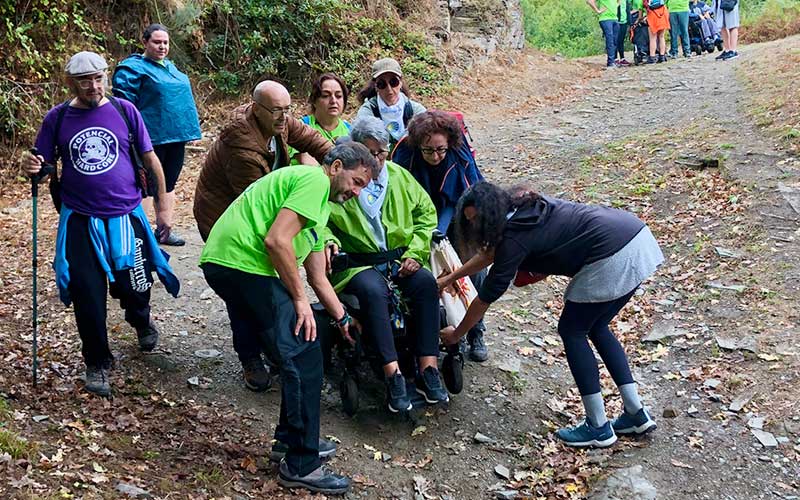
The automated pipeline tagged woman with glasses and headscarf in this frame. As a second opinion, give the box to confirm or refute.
[323,117,449,414]
[356,58,426,152]
[391,111,489,362]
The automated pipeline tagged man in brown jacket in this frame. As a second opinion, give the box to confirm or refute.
[193,80,333,240]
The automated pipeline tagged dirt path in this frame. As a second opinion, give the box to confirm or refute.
[2,39,799,499]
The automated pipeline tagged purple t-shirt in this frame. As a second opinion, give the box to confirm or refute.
[34,98,153,217]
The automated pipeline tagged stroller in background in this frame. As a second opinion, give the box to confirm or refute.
[689,12,724,55]
[629,12,650,64]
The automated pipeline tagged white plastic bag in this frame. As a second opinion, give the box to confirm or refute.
[430,238,478,327]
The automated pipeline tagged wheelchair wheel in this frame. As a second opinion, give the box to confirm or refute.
[340,374,359,417]
[442,353,464,395]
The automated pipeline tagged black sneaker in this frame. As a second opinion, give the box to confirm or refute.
[467,329,489,362]
[270,438,337,462]
[415,366,449,404]
[278,460,350,495]
[155,228,186,246]
[241,357,271,392]
[385,371,412,413]
[644,56,657,64]
[135,319,160,352]
[723,50,739,60]
[85,366,111,397]
[715,50,729,60]
[658,54,667,63]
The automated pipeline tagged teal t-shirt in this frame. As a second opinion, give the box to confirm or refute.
[666,0,690,12]
[200,165,331,277]
[597,0,619,21]
[288,116,350,165]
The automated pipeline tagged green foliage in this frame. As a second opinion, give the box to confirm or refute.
[198,0,447,97]
[521,0,606,57]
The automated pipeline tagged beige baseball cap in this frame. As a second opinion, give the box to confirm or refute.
[371,58,402,79]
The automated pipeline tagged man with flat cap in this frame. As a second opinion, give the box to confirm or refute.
[23,51,179,397]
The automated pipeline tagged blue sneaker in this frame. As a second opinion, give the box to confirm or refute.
[385,371,412,413]
[612,407,657,436]
[415,366,450,404]
[556,420,617,448]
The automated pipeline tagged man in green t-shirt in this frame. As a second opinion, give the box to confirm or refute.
[667,0,691,57]
[587,0,622,67]
[199,141,378,495]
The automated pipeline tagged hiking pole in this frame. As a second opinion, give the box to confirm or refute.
[29,148,54,387]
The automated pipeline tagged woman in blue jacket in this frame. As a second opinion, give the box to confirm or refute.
[391,110,489,362]
[113,23,202,246]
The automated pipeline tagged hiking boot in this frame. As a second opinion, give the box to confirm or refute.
[723,50,739,60]
[385,371,412,413]
[715,50,729,60]
[278,460,350,495]
[155,228,186,246]
[612,407,657,436]
[85,366,111,397]
[136,318,160,352]
[270,438,337,462]
[556,420,617,448]
[467,329,489,362]
[415,366,449,404]
[241,357,271,392]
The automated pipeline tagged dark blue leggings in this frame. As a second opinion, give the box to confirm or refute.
[557,290,636,395]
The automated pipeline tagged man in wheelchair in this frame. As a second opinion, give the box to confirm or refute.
[323,117,449,413]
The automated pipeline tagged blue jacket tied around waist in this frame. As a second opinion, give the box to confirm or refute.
[54,205,180,305]
[112,54,201,146]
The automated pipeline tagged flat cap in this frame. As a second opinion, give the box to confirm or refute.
[64,51,108,77]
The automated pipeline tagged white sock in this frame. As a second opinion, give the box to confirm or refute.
[619,383,643,414]
[581,392,608,427]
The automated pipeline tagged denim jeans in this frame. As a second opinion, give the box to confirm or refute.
[600,20,620,66]
[669,11,691,55]
[616,22,629,59]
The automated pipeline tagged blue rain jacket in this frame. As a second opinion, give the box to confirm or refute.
[113,54,201,146]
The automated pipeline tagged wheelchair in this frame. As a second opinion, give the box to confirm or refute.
[314,253,463,417]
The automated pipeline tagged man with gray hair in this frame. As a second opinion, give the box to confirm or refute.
[323,117,450,414]
[193,80,333,242]
[200,141,378,495]
[23,51,179,397]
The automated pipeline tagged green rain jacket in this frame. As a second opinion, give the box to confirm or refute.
[324,161,437,292]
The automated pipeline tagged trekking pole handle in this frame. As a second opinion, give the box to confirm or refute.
[29,148,55,192]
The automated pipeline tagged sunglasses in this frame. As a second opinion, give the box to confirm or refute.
[375,76,401,90]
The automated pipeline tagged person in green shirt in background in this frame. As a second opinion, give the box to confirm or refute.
[323,117,450,413]
[199,142,379,495]
[290,73,352,165]
[667,0,691,57]
[587,0,622,67]
[615,0,632,65]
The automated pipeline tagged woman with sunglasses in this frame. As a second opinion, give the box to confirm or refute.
[439,183,662,448]
[356,58,426,152]
[113,23,201,246]
[323,117,449,413]
[391,111,488,362]
[290,73,352,165]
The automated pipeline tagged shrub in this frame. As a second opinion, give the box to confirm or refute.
[521,0,606,57]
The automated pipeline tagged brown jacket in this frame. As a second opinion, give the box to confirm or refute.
[193,103,333,240]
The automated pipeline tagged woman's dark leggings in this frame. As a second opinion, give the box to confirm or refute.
[344,268,440,366]
[557,290,636,395]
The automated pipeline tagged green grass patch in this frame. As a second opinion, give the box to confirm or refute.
[0,428,34,459]
[521,0,605,57]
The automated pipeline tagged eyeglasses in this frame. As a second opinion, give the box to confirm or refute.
[375,76,401,90]
[370,149,389,159]
[420,146,448,156]
[74,74,106,90]
[255,101,291,119]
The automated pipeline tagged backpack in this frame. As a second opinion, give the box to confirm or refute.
[648,0,665,8]
[48,96,150,212]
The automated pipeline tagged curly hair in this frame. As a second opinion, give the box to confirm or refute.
[454,182,542,255]
[407,111,463,150]
[308,73,349,113]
